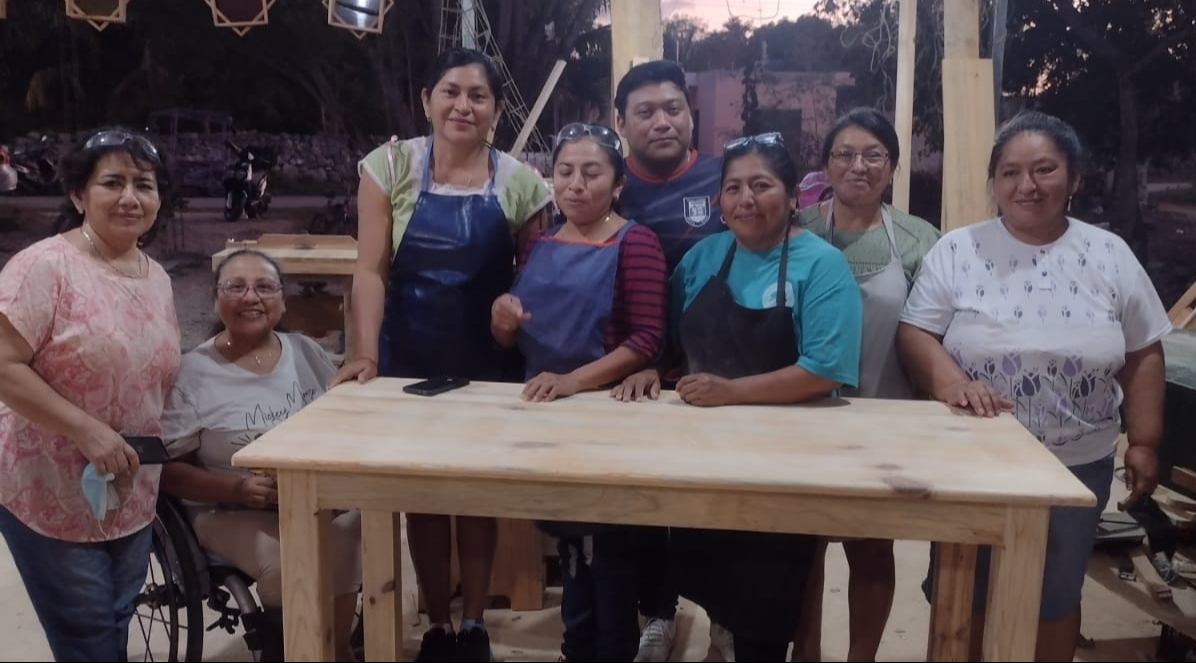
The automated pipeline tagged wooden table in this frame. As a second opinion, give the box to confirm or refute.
[232,379,1096,662]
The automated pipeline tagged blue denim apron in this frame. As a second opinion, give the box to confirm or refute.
[378,138,521,382]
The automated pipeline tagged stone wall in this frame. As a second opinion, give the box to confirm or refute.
[7,130,370,195]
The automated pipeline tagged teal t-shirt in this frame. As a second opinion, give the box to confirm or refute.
[671,230,863,388]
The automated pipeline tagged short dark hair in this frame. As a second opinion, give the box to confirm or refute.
[988,110,1084,181]
[425,47,505,105]
[56,127,171,234]
[208,249,287,339]
[614,60,689,118]
[722,141,800,196]
[820,107,901,168]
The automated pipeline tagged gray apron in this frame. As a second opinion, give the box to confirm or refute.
[826,204,913,400]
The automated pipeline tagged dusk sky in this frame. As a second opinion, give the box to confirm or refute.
[662,0,821,28]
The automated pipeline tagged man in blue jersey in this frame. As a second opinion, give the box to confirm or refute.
[613,60,732,663]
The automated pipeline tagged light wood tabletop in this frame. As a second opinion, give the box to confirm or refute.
[233,378,1095,662]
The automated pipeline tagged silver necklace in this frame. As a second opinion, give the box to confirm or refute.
[81,225,145,279]
[223,333,277,366]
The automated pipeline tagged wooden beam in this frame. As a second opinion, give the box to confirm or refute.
[511,59,567,156]
[943,0,980,58]
[941,58,995,231]
[609,0,663,128]
[892,0,917,211]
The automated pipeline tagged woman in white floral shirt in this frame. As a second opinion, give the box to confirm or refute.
[898,111,1171,662]
[0,129,180,661]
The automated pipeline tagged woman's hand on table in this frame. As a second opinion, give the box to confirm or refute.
[523,372,579,402]
[1119,445,1159,510]
[677,373,739,407]
[330,356,378,387]
[237,475,278,509]
[936,379,1013,417]
[611,368,661,402]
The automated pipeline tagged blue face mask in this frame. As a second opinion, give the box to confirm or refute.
[81,463,118,520]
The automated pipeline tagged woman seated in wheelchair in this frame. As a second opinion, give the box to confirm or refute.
[160,249,361,662]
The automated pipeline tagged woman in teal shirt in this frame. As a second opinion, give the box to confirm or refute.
[615,134,862,659]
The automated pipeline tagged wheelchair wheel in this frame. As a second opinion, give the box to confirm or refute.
[129,504,205,662]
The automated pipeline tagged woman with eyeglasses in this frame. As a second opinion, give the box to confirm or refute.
[791,107,941,663]
[0,128,181,661]
[331,47,552,662]
[621,133,862,659]
[491,122,667,661]
[159,250,361,662]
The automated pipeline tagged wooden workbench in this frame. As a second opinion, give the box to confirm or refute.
[232,379,1096,662]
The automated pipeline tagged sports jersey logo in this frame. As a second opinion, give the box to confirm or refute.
[683,196,711,227]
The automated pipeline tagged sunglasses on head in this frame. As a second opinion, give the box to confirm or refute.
[556,123,623,153]
[724,132,785,151]
[84,130,162,163]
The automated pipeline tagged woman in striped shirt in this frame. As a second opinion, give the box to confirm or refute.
[490,122,668,661]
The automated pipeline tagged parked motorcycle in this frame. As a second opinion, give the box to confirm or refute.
[9,136,59,195]
[222,140,273,221]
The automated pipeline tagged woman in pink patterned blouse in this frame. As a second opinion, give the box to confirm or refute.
[0,128,180,662]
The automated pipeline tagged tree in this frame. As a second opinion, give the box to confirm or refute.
[1003,0,1196,255]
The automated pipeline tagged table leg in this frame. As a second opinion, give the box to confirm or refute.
[983,506,1049,661]
[342,290,354,359]
[278,470,335,661]
[362,510,405,662]
[927,542,977,661]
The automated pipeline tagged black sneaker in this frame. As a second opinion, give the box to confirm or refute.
[456,627,492,662]
[415,627,457,662]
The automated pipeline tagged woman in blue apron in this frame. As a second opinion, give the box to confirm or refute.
[491,123,668,661]
[333,48,552,663]
[792,108,941,663]
[616,134,863,660]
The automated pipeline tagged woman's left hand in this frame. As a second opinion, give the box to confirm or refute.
[1119,445,1160,510]
[523,372,580,402]
[677,373,739,407]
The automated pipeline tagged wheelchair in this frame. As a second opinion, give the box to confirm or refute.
[127,496,284,662]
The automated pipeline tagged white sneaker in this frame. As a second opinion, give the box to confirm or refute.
[634,617,676,662]
[709,621,735,662]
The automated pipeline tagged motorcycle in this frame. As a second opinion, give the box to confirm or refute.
[9,136,59,195]
[222,140,273,221]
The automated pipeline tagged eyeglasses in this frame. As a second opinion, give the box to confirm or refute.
[829,149,890,169]
[556,123,623,153]
[84,130,162,163]
[724,132,785,151]
[217,280,283,298]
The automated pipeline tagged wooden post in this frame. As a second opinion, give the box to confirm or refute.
[892,0,917,211]
[940,0,994,230]
[511,59,567,156]
[609,0,663,127]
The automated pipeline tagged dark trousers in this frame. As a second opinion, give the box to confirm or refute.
[556,528,642,662]
[635,526,678,620]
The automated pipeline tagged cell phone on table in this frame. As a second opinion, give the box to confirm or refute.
[124,436,170,465]
[402,377,470,397]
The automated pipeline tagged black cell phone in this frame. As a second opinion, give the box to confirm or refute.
[124,436,170,465]
[402,377,471,397]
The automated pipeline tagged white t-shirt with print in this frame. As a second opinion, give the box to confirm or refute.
[901,218,1172,466]
[160,333,336,493]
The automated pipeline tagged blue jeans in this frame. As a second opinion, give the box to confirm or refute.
[922,453,1114,621]
[555,528,641,662]
[0,506,152,662]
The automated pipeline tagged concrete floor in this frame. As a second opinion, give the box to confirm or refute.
[0,451,1182,662]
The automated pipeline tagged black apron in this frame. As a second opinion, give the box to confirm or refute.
[671,230,818,643]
